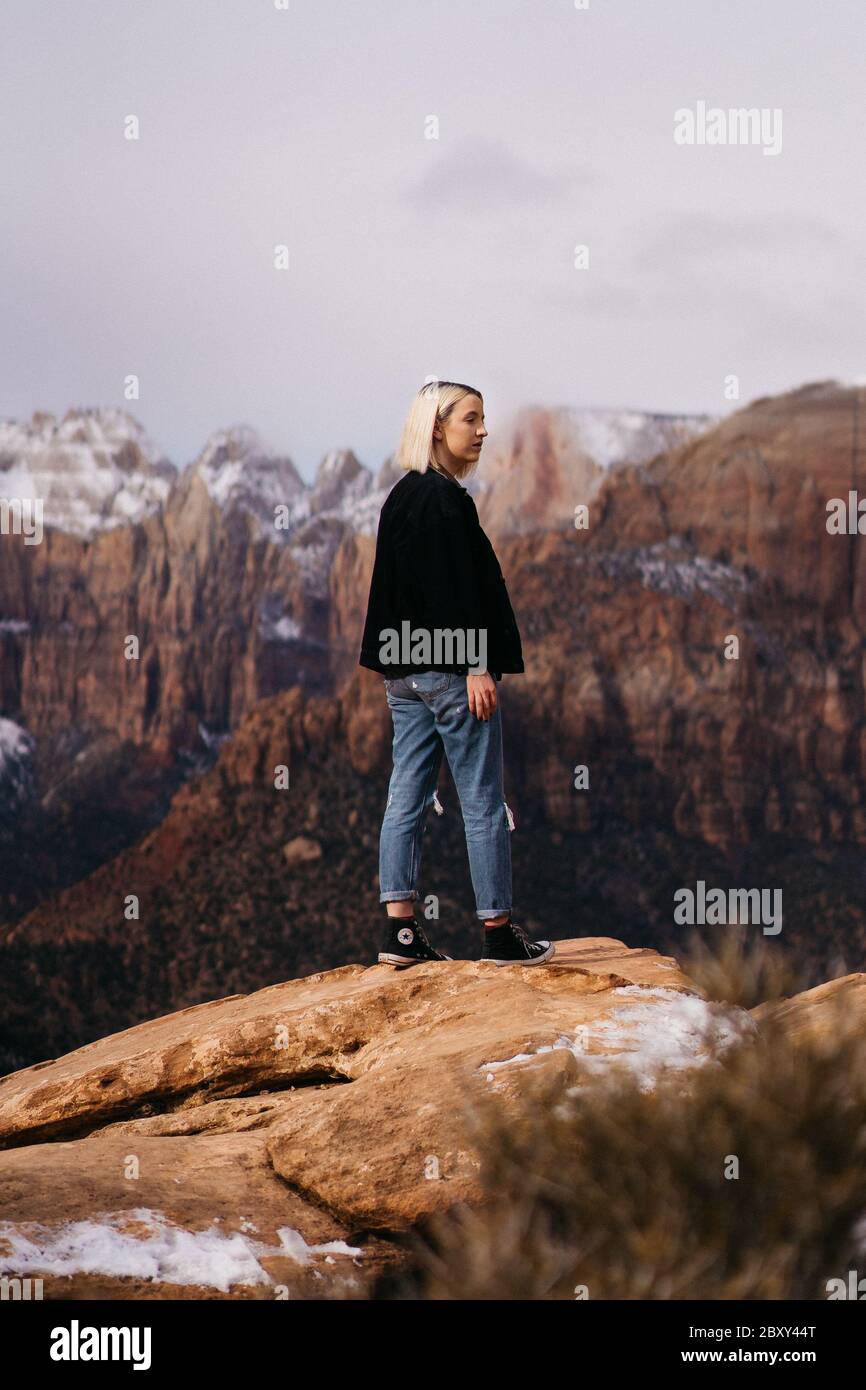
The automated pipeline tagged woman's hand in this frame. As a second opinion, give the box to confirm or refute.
[467,671,498,720]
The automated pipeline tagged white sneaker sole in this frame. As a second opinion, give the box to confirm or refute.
[378,952,452,966]
[484,941,556,967]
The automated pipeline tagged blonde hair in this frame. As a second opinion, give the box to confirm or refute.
[396,379,484,478]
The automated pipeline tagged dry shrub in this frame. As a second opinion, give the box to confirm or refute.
[675,922,806,1009]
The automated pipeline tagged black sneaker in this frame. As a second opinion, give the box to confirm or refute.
[480,916,555,966]
[378,917,452,966]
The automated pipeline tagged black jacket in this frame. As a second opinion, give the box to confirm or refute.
[358,465,524,679]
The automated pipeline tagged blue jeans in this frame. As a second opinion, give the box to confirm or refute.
[378,670,514,921]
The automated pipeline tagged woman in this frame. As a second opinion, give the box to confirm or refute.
[358,379,555,968]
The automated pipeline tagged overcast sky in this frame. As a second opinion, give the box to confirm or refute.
[2,0,864,480]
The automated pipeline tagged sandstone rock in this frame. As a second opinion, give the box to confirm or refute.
[0,1131,389,1300]
[1,939,862,1297]
[0,938,708,1296]
[750,972,866,1042]
[0,939,693,1150]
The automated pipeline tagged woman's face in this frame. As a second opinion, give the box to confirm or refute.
[434,394,487,465]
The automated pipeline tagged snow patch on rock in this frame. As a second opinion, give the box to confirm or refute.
[0,1206,363,1291]
[481,986,755,1093]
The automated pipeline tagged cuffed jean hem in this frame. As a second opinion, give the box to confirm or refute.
[476,907,513,920]
[380,890,419,903]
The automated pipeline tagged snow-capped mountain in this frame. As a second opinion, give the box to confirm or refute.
[191,429,387,543]
[470,405,716,535]
[308,449,372,516]
[0,403,717,547]
[191,424,310,538]
[560,405,717,469]
[0,407,176,540]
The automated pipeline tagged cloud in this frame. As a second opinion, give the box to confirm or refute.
[402,136,599,214]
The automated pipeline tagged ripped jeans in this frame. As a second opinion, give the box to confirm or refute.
[378,670,514,921]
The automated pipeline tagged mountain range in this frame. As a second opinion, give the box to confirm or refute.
[1,381,864,1071]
